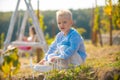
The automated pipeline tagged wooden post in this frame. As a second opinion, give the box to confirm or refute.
[36,48,43,62]
[109,15,113,45]
[36,0,43,63]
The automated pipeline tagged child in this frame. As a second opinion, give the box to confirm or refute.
[18,26,37,50]
[34,9,87,71]
[23,26,37,42]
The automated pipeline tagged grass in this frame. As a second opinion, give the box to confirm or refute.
[85,43,120,68]
[0,43,120,79]
[45,43,120,80]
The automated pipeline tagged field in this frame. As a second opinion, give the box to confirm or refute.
[0,43,120,80]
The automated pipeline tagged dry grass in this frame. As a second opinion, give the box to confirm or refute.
[85,43,120,68]
[0,43,120,79]
[16,43,120,77]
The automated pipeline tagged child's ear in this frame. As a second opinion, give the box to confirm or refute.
[70,20,73,25]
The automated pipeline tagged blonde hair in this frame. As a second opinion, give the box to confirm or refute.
[56,9,73,20]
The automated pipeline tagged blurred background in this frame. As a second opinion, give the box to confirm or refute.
[0,0,120,79]
[0,0,120,47]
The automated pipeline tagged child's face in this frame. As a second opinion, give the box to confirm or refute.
[57,16,73,35]
[29,28,34,36]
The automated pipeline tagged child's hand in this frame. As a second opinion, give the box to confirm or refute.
[50,56,59,62]
[39,59,46,65]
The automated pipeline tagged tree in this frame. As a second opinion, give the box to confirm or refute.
[113,0,120,29]
[104,0,113,45]
[92,0,103,46]
[0,33,4,49]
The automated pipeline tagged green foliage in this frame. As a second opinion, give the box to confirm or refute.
[0,6,120,41]
[112,0,120,29]
[44,45,120,80]
[42,9,92,39]
[104,0,112,16]
[0,47,20,79]
[76,27,86,35]
[45,65,93,80]
[0,9,95,40]
[101,19,110,32]
[108,52,120,68]
[102,0,113,32]
[38,14,54,53]
[93,6,100,32]
[39,15,47,31]
[103,0,120,30]
[45,33,54,45]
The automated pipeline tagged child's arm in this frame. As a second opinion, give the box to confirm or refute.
[58,34,83,60]
[39,59,46,65]
[44,33,61,60]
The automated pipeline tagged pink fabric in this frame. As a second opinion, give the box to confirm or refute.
[18,37,33,51]
[18,46,32,51]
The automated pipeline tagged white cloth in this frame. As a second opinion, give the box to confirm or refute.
[33,45,84,72]
[33,64,53,72]
[47,45,84,68]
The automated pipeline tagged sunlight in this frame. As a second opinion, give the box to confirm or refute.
[0,0,118,12]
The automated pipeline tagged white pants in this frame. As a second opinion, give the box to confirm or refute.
[47,52,83,69]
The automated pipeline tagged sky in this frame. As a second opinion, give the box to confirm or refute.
[0,0,118,12]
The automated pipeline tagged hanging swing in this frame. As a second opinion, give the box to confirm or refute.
[3,0,48,71]
[4,0,48,53]
[16,12,34,52]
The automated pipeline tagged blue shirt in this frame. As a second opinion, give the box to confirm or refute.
[45,28,87,61]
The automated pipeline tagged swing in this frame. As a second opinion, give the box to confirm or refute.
[4,0,48,72]
[15,10,33,52]
[4,0,48,53]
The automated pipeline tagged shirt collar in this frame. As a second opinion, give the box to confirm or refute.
[61,28,74,37]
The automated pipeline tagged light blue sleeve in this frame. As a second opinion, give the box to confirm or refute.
[44,33,61,60]
[58,33,82,60]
